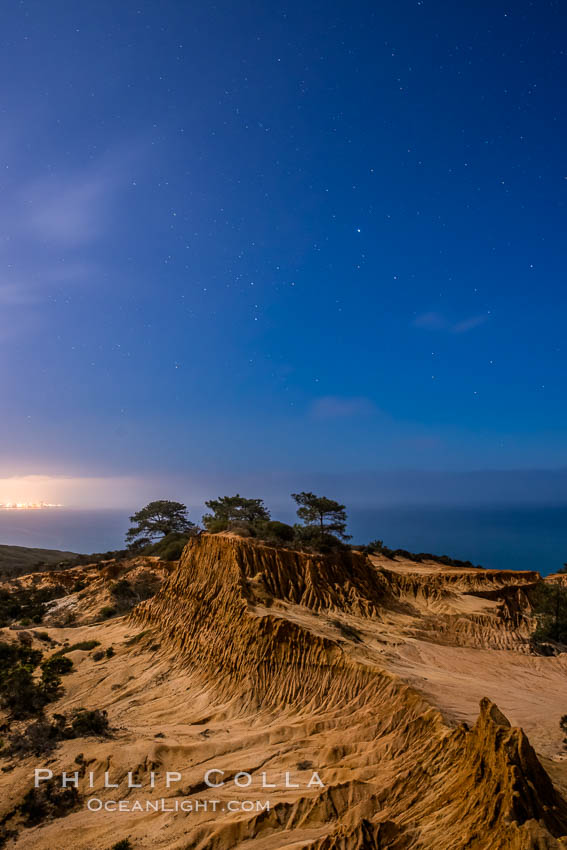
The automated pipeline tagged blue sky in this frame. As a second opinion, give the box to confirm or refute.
[0,0,566,508]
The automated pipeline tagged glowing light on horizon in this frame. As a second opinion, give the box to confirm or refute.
[0,501,64,510]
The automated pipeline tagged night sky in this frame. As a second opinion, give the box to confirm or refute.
[1,0,566,509]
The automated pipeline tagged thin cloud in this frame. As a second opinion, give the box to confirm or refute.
[451,314,488,334]
[413,311,447,330]
[0,143,140,340]
[0,283,39,306]
[310,396,378,419]
[23,170,113,246]
[413,311,489,334]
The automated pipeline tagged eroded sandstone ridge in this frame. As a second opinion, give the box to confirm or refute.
[0,534,566,849]
[129,535,567,849]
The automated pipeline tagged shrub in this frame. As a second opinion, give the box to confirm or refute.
[53,640,100,657]
[35,631,51,642]
[202,518,228,534]
[41,656,73,677]
[146,531,192,560]
[0,642,60,718]
[106,646,115,658]
[18,780,79,826]
[293,524,347,552]
[159,540,187,561]
[3,708,110,757]
[1,666,48,717]
[360,539,384,555]
[111,840,133,850]
[68,708,110,737]
[5,716,63,757]
[0,641,42,670]
[226,521,256,538]
[99,605,118,619]
[0,657,68,719]
[110,579,135,600]
[532,582,567,645]
[0,585,66,627]
[262,520,295,543]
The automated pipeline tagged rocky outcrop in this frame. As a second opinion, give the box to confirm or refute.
[129,535,567,849]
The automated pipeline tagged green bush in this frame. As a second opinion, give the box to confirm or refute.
[226,521,256,537]
[68,708,110,737]
[261,520,295,543]
[0,643,47,718]
[18,780,79,825]
[111,840,133,850]
[92,650,105,661]
[99,605,117,619]
[292,524,347,552]
[360,539,384,555]
[532,581,567,645]
[160,540,186,560]
[110,579,135,600]
[0,641,72,719]
[5,717,63,757]
[1,666,48,717]
[0,642,42,670]
[0,585,66,627]
[53,640,100,657]
[40,656,73,698]
[145,531,192,559]
[201,518,228,534]
[5,708,110,758]
[35,631,51,642]
[41,655,73,676]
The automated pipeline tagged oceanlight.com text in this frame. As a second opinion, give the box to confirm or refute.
[86,798,270,814]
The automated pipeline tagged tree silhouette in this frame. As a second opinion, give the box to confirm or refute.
[291,492,350,542]
[125,501,195,548]
[202,494,270,530]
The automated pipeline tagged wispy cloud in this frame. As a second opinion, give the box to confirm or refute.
[0,144,140,340]
[412,311,447,331]
[310,395,378,419]
[23,170,114,246]
[451,315,488,334]
[412,311,489,334]
[0,282,39,306]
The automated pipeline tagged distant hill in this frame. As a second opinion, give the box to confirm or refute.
[0,543,78,577]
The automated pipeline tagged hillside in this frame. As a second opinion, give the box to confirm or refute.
[0,534,566,849]
[0,543,78,577]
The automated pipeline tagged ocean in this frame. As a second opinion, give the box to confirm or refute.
[0,504,565,576]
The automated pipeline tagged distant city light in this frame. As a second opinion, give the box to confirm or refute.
[0,502,63,510]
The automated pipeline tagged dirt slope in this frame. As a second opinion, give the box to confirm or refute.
[0,544,77,577]
[0,534,565,849]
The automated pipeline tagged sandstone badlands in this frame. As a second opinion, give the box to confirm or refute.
[0,534,566,849]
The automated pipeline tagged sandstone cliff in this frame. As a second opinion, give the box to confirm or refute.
[0,534,565,850]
